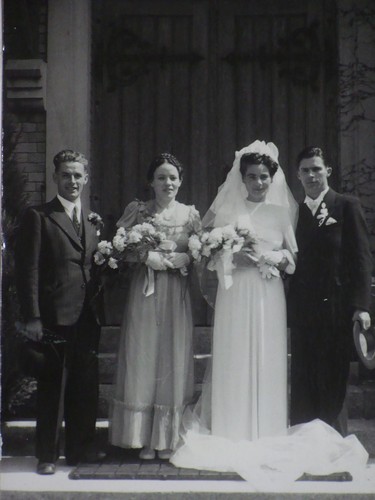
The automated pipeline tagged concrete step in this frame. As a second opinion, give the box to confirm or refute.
[2,418,375,459]
[2,455,374,500]
[6,374,375,421]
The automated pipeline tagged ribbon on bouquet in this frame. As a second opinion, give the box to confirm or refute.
[143,240,177,297]
[207,249,235,290]
[143,266,156,297]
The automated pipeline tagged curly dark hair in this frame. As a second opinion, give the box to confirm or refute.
[53,149,88,172]
[239,152,278,178]
[296,146,329,169]
[146,153,184,182]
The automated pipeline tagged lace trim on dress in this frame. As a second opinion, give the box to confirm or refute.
[117,199,201,233]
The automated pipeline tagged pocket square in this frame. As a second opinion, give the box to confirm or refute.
[325,217,337,226]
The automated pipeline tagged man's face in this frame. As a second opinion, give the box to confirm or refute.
[297,156,331,199]
[53,161,88,202]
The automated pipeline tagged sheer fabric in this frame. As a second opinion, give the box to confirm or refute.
[171,419,369,489]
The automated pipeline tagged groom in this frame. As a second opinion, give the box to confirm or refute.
[288,146,372,435]
[15,150,103,474]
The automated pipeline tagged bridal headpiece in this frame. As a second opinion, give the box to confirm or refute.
[202,140,297,228]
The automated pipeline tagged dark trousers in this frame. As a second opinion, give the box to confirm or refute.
[36,305,100,463]
[290,325,351,436]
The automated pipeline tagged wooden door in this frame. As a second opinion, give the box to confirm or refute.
[91,0,338,324]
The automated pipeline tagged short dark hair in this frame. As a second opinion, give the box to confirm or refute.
[147,153,184,182]
[296,146,328,169]
[53,149,88,172]
[239,152,278,178]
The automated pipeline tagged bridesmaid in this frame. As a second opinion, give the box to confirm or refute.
[109,153,201,460]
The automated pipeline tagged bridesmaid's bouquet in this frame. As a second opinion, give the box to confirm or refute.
[94,222,167,270]
[188,225,257,289]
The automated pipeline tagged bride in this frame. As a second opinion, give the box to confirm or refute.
[170,141,368,488]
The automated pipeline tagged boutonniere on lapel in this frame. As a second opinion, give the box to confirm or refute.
[316,202,337,227]
[88,212,104,236]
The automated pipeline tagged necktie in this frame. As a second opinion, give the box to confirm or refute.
[72,206,80,235]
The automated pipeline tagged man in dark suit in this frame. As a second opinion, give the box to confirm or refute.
[289,146,372,435]
[15,150,103,474]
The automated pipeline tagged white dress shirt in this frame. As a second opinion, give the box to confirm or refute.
[57,194,82,222]
[304,187,329,216]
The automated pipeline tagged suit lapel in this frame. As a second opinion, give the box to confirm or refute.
[321,188,336,219]
[48,197,84,250]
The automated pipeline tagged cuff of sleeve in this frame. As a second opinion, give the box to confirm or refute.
[281,249,296,274]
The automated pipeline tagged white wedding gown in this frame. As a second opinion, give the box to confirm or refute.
[170,201,369,487]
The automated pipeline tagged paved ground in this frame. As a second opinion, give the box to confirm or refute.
[1,455,375,499]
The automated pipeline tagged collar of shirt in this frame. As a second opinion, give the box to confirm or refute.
[57,194,82,221]
[304,187,329,216]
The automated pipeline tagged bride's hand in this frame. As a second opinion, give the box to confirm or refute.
[233,251,257,268]
[261,250,289,271]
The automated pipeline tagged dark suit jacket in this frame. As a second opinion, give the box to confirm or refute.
[288,188,372,328]
[16,197,100,326]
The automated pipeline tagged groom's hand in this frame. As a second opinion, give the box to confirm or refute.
[22,318,44,341]
[352,310,371,330]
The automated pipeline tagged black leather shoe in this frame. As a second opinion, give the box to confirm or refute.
[37,462,56,475]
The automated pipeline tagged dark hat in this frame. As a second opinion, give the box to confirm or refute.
[15,322,66,378]
[353,321,375,370]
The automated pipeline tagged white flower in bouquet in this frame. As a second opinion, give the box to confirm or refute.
[206,227,225,249]
[188,234,203,261]
[221,224,238,241]
[108,257,119,269]
[127,230,143,244]
[113,229,127,252]
[97,240,113,255]
[133,222,156,235]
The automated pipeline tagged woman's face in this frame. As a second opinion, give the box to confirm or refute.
[150,162,182,202]
[242,163,272,202]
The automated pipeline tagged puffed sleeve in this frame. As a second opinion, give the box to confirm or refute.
[116,200,143,229]
[188,205,202,234]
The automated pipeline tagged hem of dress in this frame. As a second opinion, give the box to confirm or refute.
[109,399,191,451]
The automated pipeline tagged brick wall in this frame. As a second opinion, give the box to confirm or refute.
[4,0,48,206]
[11,111,46,206]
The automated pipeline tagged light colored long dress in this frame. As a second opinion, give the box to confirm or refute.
[109,200,201,451]
[211,201,297,440]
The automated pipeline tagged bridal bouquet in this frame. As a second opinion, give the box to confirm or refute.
[94,222,167,270]
[188,225,257,289]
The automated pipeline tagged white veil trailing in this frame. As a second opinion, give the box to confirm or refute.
[202,140,298,230]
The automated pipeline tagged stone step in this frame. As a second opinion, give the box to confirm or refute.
[98,353,210,385]
[5,363,375,421]
[8,380,375,421]
[99,325,212,355]
[3,418,375,459]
